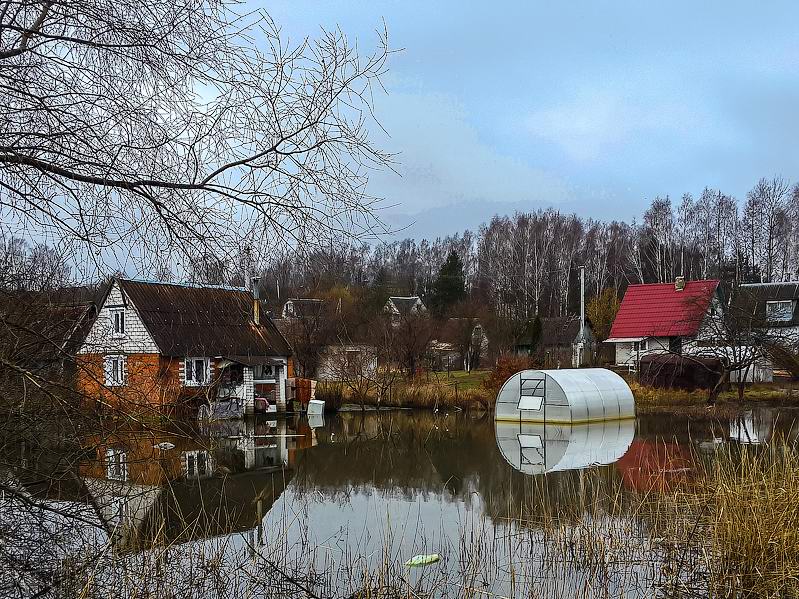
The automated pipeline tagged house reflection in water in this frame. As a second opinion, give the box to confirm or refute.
[495,419,635,475]
[78,417,315,553]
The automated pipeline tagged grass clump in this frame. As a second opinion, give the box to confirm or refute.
[707,442,799,597]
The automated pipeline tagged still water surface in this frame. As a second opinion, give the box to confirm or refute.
[9,407,799,596]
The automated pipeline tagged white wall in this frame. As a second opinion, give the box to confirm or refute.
[79,281,159,354]
[317,345,378,381]
[614,337,672,366]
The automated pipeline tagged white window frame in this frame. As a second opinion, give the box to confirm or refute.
[106,447,128,481]
[184,357,210,386]
[766,300,794,323]
[104,355,127,387]
[109,308,126,337]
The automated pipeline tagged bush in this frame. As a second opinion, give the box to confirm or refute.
[482,354,533,399]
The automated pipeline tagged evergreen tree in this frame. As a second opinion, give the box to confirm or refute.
[428,251,466,316]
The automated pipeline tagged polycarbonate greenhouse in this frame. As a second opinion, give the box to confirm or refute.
[495,419,635,474]
[494,368,635,424]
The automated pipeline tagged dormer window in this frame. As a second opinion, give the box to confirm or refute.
[766,300,794,323]
[110,309,125,336]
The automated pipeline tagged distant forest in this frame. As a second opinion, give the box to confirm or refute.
[251,175,799,320]
[3,176,799,324]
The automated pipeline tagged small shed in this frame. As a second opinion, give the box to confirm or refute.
[495,368,635,424]
[496,420,635,474]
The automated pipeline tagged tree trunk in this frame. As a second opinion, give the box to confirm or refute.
[707,367,728,405]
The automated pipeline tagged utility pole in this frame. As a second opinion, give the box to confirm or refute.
[578,265,586,367]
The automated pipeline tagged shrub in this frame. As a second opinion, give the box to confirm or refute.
[482,354,533,399]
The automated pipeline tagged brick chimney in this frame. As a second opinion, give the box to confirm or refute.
[251,277,261,325]
[675,276,686,291]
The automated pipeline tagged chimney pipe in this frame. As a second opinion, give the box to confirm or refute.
[251,277,260,324]
[675,276,686,292]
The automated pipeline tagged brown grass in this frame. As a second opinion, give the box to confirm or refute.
[664,440,799,597]
[315,379,491,412]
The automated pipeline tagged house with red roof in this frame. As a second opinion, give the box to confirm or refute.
[606,277,721,367]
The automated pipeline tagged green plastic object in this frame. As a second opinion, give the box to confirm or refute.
[404,554,441,567]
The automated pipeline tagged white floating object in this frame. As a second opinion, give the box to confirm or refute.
[405,554,440,567]
[153,442,175,451]
[307,399,325,415]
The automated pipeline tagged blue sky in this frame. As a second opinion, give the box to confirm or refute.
[267,1,799,239]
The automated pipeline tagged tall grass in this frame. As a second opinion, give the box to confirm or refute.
[705,441,799,597]
[315,379,492,412]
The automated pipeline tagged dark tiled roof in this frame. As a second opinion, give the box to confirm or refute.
[0,292,96,368]
[609,280,719,339]
[119,279,291,357]
[541,316,582,347]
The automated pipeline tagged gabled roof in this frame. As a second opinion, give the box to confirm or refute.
[541,316,590,347]
[608,280,720,340]
[118,279,291,357]
[385,296,425,315]
[282,298,324,319]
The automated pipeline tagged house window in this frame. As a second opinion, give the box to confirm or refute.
[184,450,212,478]
[766,300,794,322]
[106,447,128,481]
[633,339,649,353]
[110,309,125,336]
[104,355,126,386]
[184,357,210,385]
[253,363,275,380]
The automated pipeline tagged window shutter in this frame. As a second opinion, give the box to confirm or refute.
[104,357,112,385]
[185,358,193,382]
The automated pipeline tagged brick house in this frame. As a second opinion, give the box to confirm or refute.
[76,279,292,417]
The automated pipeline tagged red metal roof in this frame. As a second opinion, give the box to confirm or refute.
[608,279,720,339]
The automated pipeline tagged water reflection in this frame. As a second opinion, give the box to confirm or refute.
[74,417,315,552]
[495,419,635,475]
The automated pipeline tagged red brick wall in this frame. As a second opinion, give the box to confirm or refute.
[77,353,186,415]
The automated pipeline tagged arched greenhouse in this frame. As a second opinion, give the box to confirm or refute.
[495,368,635,424]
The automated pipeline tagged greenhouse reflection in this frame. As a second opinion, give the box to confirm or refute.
[495,419,635,475]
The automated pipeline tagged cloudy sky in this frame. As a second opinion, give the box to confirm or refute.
[267,1,799,239]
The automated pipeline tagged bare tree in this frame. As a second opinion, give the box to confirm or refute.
[1,0,394,277]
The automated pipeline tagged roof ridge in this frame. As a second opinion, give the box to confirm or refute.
[120,278,248,292]
[627,279,720,287]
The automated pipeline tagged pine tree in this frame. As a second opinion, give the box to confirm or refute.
[429,251,466,316]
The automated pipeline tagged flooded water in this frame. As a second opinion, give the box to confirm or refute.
[4,406,799,597]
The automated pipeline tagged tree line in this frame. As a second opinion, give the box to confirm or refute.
[180,175,799,324]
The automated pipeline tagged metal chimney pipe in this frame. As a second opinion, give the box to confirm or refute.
[251,277,260,325]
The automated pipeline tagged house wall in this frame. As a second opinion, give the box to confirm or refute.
[614,337,673,366]
[79,281,159,354]
[77,354,184,412]
[317,345,378,381]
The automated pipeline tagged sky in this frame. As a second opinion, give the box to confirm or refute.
[265,1,799,240]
